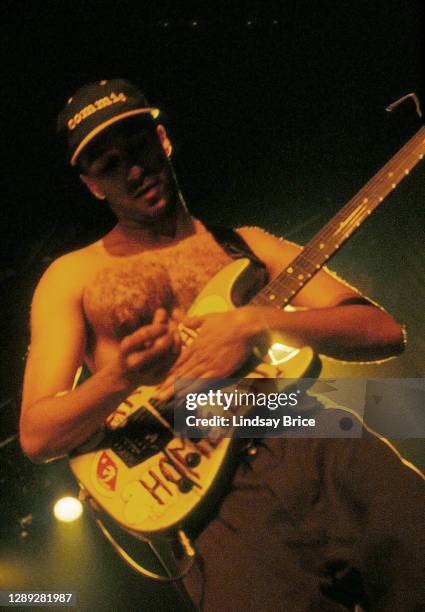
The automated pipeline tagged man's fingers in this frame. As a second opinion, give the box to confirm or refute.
[126,330,175,370]
[183,315,204,330]
[171,307,186,322]
[172,330,182,354]
[153,308,168,324]
[168,345,192,369]
[120,323,168,355]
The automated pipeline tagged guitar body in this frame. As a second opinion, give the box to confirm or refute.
[70,258,316,536]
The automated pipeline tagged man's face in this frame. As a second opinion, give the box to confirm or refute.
[80,119,177,223]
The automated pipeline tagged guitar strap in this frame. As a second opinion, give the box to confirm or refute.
[207,224,269,282]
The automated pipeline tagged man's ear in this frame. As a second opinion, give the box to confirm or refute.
[156,124,173,157]
[80,174,106,200]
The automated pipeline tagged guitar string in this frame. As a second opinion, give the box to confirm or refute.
[282,135,424,272]
[253,129,425,307]
[278,128,425,266]
[284,130,425,260]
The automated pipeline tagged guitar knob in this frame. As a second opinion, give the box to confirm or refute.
[185,452,201,468]
[178,479,194,494]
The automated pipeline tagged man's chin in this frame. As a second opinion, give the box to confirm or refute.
[142,196,176,221]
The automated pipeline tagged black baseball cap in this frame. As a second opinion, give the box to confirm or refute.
[56,79,160,166]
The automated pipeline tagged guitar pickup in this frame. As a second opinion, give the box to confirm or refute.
[111,427,173,468]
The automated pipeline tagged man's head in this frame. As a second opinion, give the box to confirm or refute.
[57,79,179,224]
[57,79,160,167]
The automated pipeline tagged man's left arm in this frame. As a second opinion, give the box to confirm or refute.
[157,226,404,392]
[233,226,405,361]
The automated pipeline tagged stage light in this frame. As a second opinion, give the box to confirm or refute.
[53,497,83,523]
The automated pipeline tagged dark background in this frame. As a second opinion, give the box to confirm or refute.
[1,2,424,610]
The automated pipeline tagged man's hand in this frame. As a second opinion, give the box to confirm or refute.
[156,308,254,400]
[112,308,181,387]
[20,306,181,463]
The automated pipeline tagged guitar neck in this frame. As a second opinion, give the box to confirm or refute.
[252,126,425,308]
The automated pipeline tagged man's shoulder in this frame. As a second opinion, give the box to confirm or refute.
[234,226,303,278]
[35,241,104,300]
[47,242,100,275]
[236,226,301,254]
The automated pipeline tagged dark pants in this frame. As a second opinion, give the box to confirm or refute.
[183,410,425,611]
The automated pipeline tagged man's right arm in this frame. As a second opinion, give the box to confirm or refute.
[20,256,178,464]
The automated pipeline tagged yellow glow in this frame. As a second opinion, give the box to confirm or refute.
[268,342,300,365]
[53,497,83,522]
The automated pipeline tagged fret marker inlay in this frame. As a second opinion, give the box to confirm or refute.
[250,126,425,314]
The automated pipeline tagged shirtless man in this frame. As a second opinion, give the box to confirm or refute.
[20,80,423,610]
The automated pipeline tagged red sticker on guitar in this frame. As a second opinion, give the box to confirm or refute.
[96,452,118,492]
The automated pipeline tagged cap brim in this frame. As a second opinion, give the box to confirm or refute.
[70,107,160,166]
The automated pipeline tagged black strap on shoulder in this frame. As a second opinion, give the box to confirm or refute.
[207,225,266,268]
[207,224,269,302]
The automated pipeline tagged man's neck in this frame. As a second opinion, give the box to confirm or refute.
[103,201,198,254]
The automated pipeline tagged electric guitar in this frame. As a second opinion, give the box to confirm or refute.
[69,125,425,575]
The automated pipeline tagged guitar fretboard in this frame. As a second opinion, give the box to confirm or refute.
[252,126,425,308]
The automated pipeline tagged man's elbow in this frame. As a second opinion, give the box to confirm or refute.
[388,326,406,357]
[20,434,48,464]
[19,425,58,465]
[378,316,406,359]
[354,307,406,361]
